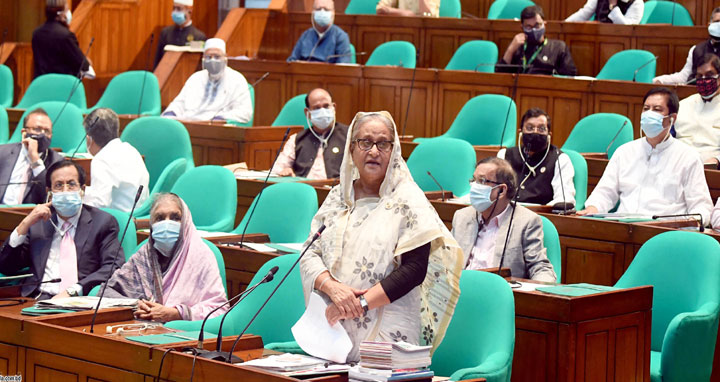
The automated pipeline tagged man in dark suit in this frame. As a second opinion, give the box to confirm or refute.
[32,0,90,78]
[0,160,123,300]
[0,108,63,205]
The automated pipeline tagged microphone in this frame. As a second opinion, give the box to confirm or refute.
[552,148,574,215]
[0,180,40,187]
[52,37,94,126]
[604,120,628,158]
[236,127,291,249]
[0,277,60,290]
[496,172,532,286]
[68,116,99,160]
[426,171,446,201]
[325,51,367,63]
[632,55,658,82]
[251,72,270,87]
[498,72,519,148]
[192,266,279,362]
[89,185,144,333]
[652,213,705,232]
[226,225,326,362]
[137,33,154,117]
[400,50,420,137]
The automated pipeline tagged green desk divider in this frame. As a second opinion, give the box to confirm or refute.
[265,243,301,254]
[126,331,215,345]
[536,283,619,297]
[21,307,76,316]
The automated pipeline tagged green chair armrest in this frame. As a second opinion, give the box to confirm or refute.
[264,340,307,355]
[164,319,204,332]
[165,313,237,336]
[448,352,512,382]
[196,218,234,233]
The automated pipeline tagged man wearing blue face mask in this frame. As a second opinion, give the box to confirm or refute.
[578,87,713,224]
[274,88,348,179]
[288,0,351,64]
[451,157,557,282]
[0,160,123,300]
[155,0,207,68]
[498,6,577,76]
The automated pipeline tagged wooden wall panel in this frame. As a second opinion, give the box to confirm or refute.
[562,237,626,285]
[1,43,33,105]
[0,343,18,377]
[514,317,559,382]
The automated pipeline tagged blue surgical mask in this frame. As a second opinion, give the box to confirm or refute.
[52,191,82,217]
[172,10,186,26]
[151,220,181,256]
[313,9,333,28]
[469,182,499,213]
[709,22,720,39]
[309,107,335,130]
[640,110,669,138]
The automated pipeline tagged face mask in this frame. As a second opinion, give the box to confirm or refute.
[697,76,719,99]
[151,220,181,256]
[65,9,72,25]
[524,26,545,45]
[171,10,186,25]
[522,133,548,153]
[309,107,335,130]
[52,191,82,217]
[27,133,51,153]
[469,182,500,213]
[709,22,720,39]
[203,57,226,78]
[313,9,333,28]
[640,110,669,138]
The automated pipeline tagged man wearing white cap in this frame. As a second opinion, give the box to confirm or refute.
[155,0,207,68]
[32,0,92,78]
[162,38,253,123]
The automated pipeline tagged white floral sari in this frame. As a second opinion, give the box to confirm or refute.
[300,111,463,362]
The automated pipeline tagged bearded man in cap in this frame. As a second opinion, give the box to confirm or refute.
[155,0,207,68]
[32,0,93,78]
[161,38,253,123]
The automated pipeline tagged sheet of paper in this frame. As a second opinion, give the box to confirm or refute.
[195,230,234,238]
[292,292,352,363]
[514,282,546,292]
[233,170,274,179]
[242,243,278,253]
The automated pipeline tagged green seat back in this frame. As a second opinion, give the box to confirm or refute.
[349,43,358,64]
[90,71,161,116]
[615,231,720,381]
[439,0,462,18]
[596,49,656,83]
[432,270,515,382]
[120,116,194,190]
[487,0,535,19]
[165,253,306,345]
[227,84,255,127]
[561,113,632,159]
[561,149,587,210]
[232,182,318,243]
[538,216,561,281]
[0,65,13,108]
[203,238,228,296]
[271,94,310,129]
[170,166,237,232]
[0,107,8,144]
[345,0,381,14]
[15,73,87,110]
[406,137,476,196]
[366,41,417,69]
[133,158,188,218]
[641,1,694,26]
[100,208,137,261]
[11,101,86,153]
[445,40,499,72]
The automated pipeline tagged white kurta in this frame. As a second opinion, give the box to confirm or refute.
[674,93,720,163]
[163,67,253,123]
[565,0,644,25]
[585,137,713,224]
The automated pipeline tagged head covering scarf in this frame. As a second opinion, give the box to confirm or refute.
[299,111,463,361]
[104,198,228,321]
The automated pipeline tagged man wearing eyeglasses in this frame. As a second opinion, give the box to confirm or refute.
[497,5,577,76]
[451,157,557,282]
[497,108,576,207]
[0,160,123,300]
[674,53,720,165]
[0,108,64,205]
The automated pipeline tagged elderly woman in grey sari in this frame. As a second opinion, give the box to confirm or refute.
[300,111,463,362]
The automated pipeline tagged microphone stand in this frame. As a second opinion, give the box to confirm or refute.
[652,213,704,232]
[137,33,154,117]
[632,56,658,82]
[426,171,446,201]
[53,37,95,125]
[400,50,420,137]
[604,120,628,158]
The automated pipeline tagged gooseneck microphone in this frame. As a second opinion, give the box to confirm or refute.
[0,277,60,290]
[325,51,367,62]
[632,56,658,82]
[400,50,420,138]
[226,225,326,362]
[89,185,144,333]
[604,120,628,158]
[0,180,40,187]
[68,116,99,160]
[137,33,154,117]
[53,37,95,126]
[498,72,519,149]
[426,171,446,201]
[652,213,705,232]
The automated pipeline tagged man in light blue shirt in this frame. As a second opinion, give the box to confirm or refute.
[288,0,352,64]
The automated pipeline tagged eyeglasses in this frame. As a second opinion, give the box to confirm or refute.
[51,181,80,192]
[522,22,544,32]
[25,126,51,135]
[353,139,394,153]
[523,124,548,134]
[470,177,500,186]
[696,74,719,80]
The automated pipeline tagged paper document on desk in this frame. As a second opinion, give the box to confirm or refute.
[292,292,352,363]
[234,170,274,179]
[36,296,137,310]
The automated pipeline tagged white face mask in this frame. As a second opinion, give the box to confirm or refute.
[309,107,335,130]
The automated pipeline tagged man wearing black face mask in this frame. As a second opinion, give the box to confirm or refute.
[497,108,576,206]
[0,108,63,205]
[498,6,577,76]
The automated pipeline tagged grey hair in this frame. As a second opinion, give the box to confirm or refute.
[84,108,119,148]
[150,193,183,219]
[352,112,395,141]
[476,157,518,199]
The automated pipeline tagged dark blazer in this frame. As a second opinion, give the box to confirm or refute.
[0,143,63,205]
[0,205,124,297]
[31,20,89,78]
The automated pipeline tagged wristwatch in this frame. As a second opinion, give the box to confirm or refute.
[30,159,42,169]
[358,295,369,315]
[66,285,80,297]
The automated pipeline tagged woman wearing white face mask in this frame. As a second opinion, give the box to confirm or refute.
[104,193,228,322]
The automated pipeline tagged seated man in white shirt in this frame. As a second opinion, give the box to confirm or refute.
[162,38,253,123]
[273,88,348,179]
[83,108,149,212]
[578,87,713,225]
[674,53,720,165]
[565,0,644,25]
[451,157,556,282]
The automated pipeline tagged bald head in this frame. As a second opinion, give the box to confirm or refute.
[313,0,335,11]
[305,88,333,109]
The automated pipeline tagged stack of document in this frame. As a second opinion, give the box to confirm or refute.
[358,341,432,370]
[242,353,327,373]
[34,296,137,311]
[349,366,434,382]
